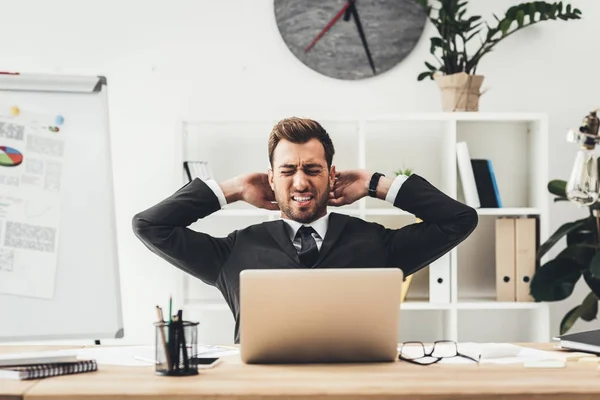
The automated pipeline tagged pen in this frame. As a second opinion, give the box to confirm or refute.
[169,295,172,324]
[156,305,171,370]
[178,309,189,371]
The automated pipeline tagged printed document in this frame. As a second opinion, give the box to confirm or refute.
[0,115,65,299]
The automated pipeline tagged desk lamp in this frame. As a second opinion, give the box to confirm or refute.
[565,109,600,206]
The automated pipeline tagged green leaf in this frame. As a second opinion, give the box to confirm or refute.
[548,179,567,197]
[560,305,581,335]
[556,244,597,268]
[530,258,583,301]
[424,61,436,71]
[584,271,600,299]
[499,19,512,35]
[566,217,597,246]
[561,291,599,335]
[430,37,444,53]
[417,71,432,81]
[529,3,537,22]
[589,251,600,278]
[537,218,589,260]
[580,291,598,322]
[516,10,525,27]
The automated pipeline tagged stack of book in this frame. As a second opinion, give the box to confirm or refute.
[0,351,97,381]
[456,141,502,208]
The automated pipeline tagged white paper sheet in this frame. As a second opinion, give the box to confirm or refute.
[74,345,239,367]
[398,342,571,365]
[0,113,64,299]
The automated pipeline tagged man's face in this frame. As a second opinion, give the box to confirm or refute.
[268,138,335,223]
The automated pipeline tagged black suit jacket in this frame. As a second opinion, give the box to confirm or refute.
[132,174,478,343]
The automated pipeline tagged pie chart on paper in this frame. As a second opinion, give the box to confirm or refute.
[0,146,24,167]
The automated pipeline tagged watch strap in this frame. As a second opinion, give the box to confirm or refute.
[368,172,385,198]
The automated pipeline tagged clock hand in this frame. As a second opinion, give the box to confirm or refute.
[304,1,352,53]
[348,0,376,74]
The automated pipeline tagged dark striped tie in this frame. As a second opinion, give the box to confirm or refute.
[297,226,319,267]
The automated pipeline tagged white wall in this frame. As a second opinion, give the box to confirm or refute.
[2,0,597,344]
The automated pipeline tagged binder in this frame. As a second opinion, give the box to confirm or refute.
[495,218,516,301]
[515,217,536,302]
[456,141,481,208]
[429,253,451,303]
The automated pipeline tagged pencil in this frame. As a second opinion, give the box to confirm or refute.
[156,305,171,370]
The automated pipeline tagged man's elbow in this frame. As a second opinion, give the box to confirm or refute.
[458,206,478,239]
[132,212,151,240]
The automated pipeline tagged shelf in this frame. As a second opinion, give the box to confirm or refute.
[364,112,546,123]
[455,299,549,310]
[402,301,452,310]
[476,208,541,216]
[181,112,550,344]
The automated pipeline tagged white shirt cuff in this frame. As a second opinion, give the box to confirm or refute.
[204,179,227,208]
[385,174,409,205]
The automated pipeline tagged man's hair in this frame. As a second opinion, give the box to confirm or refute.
[268,117,335,168]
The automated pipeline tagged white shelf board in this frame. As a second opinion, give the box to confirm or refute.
[402,301,452,310]
[476,208,541,216]
[363,112,546,123]
[455,299,549,310]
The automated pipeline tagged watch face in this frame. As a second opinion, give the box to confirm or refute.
[274,0,426,80]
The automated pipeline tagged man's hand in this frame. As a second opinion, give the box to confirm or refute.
[328,169,371,207]
[220,173,279,211]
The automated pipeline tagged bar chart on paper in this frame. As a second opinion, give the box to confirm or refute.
[0,146,23,166]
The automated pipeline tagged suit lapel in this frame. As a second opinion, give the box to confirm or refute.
[316,212,349,264]
[264,220,299,264]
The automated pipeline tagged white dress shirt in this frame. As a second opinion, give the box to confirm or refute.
[205,174,409,251]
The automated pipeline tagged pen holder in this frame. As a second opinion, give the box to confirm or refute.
[154,320,199,376]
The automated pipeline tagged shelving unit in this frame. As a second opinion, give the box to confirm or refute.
[176,113,550,345]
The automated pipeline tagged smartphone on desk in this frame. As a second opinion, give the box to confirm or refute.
[191,357,222,369]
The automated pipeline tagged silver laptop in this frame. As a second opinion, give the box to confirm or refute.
[239,268,403,364]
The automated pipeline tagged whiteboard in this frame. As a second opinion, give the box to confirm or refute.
[0,73,123,342]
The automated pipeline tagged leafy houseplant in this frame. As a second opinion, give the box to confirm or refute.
[414,0,582,111]
[395,167,413,177]
[530,172,600,335]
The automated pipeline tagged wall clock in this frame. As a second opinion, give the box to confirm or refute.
[274,0,427,80]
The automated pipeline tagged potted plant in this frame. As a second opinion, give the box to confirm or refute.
[531,173,600,335]
[414,0,582,112]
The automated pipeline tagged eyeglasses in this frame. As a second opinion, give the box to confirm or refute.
[398,340,481,365]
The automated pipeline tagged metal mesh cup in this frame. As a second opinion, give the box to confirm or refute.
[154,320,199,376]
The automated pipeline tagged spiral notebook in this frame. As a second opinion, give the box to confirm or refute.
[0,360,97,380]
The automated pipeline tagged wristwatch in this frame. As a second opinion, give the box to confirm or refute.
[368,172,385,198]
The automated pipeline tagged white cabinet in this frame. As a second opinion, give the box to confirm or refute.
[177,113,550,345]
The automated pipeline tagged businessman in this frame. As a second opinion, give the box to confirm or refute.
[133,117,478,343]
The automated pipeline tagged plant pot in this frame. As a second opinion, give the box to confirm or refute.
[434,72,484,112]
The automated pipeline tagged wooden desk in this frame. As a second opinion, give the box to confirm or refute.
[3,344,600,400]
[0,346,82,400]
